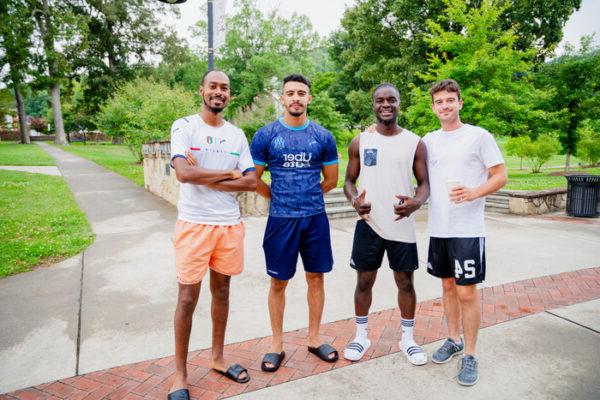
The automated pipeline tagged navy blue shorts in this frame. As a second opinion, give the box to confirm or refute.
[263,212,334,280]
[427,237,486,285]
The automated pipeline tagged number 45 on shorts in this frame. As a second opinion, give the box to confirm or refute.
[454,259,476,279]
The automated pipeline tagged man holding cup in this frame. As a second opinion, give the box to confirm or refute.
[422,79,507,386]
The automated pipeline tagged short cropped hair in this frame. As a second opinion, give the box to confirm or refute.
[429,79,461,100]
[372,83,400,100]
[283,74,311,90]
[201,69,228,86]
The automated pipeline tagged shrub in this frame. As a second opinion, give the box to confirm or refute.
[229,95,277,143]
[577,122,600,166]
[524,134,561,173]
[96,79,197,161]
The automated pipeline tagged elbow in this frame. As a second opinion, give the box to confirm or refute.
[247,179,258,192]
[175,170,189,184]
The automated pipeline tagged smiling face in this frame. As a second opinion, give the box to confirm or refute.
[199,71,230,114]
[372,86,400,125]
[431,89,463,125]
[281,80,312,117]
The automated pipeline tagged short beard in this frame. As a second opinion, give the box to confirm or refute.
[376,116,396,126]
[203,98,225,114]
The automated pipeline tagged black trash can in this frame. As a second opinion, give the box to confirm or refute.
[565,175,600,217]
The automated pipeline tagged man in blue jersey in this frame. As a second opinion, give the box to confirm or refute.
[251,74,340,372]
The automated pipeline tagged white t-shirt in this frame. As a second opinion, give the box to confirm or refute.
[170,114,255,225]
[422,124,504,237]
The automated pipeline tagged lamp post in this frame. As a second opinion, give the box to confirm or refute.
[157,0,214,71]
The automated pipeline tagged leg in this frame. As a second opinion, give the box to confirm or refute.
[171,282,201,392]
[394,271,416,319]
[354,270,378,316]
[456,284,480,355]
[268,277,288,353]
[208,269,231,372]
[306,271,325,349]
[441,278,462,342]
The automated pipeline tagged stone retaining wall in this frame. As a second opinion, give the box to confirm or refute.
[505,188,567,215]
[142,141,269,216]
[143,141,575,217]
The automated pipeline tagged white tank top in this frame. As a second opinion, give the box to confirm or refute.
[358,129,420,242]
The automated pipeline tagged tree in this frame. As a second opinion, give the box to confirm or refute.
[523,134,561,173]
[328,0,581,126]
[0,0,34,144]
[405,0,559,137]
[534,40,600,170]
[67,0,172,121]
[216,0,321,113]
[29,0,82,144]
[505,136,530,170]
[95,78,196,161]
[577,120,600,166]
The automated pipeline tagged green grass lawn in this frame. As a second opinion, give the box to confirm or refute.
[57,142,145,187]
[0,170,95,278]
[0,141,55,165]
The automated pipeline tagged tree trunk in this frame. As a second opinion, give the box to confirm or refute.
[565,152,571,172]
[14,85,30,144]
[50,84,67,144]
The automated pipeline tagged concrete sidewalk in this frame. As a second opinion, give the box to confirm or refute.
[1,143,599,396]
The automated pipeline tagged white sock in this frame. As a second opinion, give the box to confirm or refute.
[401,318,415,344]
[355,315,368,340]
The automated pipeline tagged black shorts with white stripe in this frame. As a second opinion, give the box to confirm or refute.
[426,237,486,285]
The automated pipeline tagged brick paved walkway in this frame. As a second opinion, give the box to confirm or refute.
[2,267,599,400]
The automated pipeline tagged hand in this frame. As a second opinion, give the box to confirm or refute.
[184,151,198,166]
[450,186,478,204]
[352,189,371,221]
[394,195,421,220]
[366,124,377,133]
[229,169,243,180]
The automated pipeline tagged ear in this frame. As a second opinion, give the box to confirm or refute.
[307,94,313,105]
[279,94,285,106]
[198,85,204,97]
[458,99,463,110]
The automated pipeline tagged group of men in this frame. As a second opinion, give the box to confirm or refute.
[166,70,507,400]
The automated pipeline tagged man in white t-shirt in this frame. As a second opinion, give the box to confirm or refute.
[342,83,430,366]
[167,70,257,400]
[423,79,507,386]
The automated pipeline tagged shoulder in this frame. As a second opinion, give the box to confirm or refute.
[403,129,421,142]
[310,121,334,138]
[171,114,197,132]
[422,129,439,144]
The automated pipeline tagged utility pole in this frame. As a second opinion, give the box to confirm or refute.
[158,0,214,71]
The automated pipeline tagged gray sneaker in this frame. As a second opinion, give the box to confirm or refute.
[432,338,464,364]
[457,355,479,386]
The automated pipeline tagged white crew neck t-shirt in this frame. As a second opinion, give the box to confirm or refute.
[170,114,254,225]
[422,124,504,238]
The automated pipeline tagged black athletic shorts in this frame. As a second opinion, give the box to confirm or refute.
[427,237,486,285]
[350,220,419,272]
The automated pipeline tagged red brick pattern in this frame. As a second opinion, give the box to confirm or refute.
[2,267,600,400]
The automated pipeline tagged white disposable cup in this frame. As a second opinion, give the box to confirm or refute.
[446,180,461,200]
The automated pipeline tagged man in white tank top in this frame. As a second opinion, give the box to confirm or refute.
[423,79,507,386]
[342,83,430,366]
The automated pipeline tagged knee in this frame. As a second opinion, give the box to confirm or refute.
[457,286,478,303]
[441,278,456,293]
[356,278,373,293]
[397,278,414,293]
[306,273,324,288]
[177,294,197,314]
[270,279,288,294]
[212,285,230,304]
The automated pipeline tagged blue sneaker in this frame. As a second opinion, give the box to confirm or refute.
[432,337,464,364]
[457,355,478,386]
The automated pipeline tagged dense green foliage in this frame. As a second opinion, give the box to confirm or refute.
[0,170,94,277]
[406,0,559,137]
[95,79,197,161]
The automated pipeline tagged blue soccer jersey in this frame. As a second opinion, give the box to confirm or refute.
[251,118,338,218]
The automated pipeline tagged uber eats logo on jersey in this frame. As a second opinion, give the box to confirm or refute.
[283,152,312,168]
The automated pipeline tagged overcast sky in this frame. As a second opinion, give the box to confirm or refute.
[164,0,600,54]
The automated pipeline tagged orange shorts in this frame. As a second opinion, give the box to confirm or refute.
[173,220,245,284]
